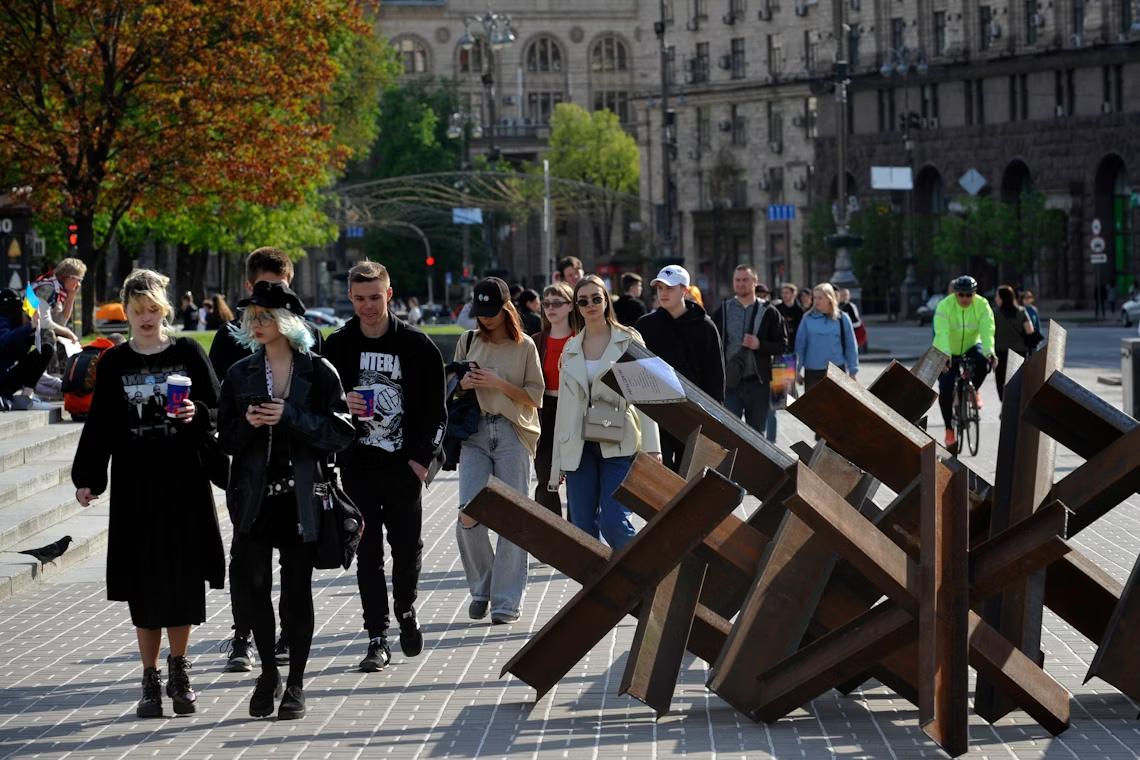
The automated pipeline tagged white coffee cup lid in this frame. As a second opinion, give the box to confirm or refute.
[167,374,192,386]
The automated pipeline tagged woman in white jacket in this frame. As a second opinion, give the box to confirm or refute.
[549,275,661,550]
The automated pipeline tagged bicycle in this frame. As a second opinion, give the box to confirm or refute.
[951,360,981,456]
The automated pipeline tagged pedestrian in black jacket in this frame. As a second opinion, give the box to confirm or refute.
[321,260,447,674]
[710,265,787,436]
[613,273,647,327]
[209,247,323,674]
[635,266,724,471]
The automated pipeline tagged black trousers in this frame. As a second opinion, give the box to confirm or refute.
[230,495,314,687]
[344,459,423,638]
[0,346,50,398]
[229,543,289,643]
[994,349,1024,402]
[532,396,563,516]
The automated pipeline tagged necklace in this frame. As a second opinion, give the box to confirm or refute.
[131,337,168,385]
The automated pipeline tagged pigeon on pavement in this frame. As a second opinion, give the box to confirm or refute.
[18,536,72,570]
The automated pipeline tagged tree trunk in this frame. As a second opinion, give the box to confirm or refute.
[75,213,98,336]
[175,242,193,303]
[190,248,209,301]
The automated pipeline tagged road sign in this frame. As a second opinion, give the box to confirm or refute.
[1091,236,1106,253]
[346,225,364,239]
[958,168,987,196]
[1092,219,1102,235]
[767,205,796,221]
[1090,253,1108,264]
[445,271,453,286]
[453,208,483,225]
[871,166,914,191]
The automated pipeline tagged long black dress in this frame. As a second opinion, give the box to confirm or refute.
[71,337,226,629]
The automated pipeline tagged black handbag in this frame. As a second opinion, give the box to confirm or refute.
[313,464,365,571]
[199,432,230,490]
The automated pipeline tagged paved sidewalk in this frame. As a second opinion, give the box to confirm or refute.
[0,362,1137,760]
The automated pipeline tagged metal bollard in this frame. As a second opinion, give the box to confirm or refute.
[1121,338,1140,419]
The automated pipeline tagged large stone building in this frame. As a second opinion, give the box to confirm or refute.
[637,0,1140,306]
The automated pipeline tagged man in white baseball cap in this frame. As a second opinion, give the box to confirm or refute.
[635,265,724,472]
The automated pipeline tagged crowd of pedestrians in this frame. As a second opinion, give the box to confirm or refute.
[65,243,1046,724]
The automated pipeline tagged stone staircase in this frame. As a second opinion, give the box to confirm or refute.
[0,406,98,601]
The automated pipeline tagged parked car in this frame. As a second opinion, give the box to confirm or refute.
[1120,293,1140,327]
[303,309,345,328]
[915,294,943,325]
[420,304,455,325]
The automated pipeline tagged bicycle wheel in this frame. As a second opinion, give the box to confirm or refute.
[955,381,968,452]
[965,383,980,456]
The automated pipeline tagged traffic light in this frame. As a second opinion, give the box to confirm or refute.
[425,256,435,267]
[67,224,78,247]
[462,267,470,280]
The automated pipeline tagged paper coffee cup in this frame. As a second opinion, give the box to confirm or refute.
[354,385,375,420]
[166,375,192,417]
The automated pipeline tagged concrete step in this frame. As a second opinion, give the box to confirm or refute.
[0,422,83,474]
[0,483,84,555]
[0,485,228,604]
[0,406,62,442]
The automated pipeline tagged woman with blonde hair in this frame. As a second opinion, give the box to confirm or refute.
[455,277,544,625]
[794,283,859,393]
[685,284,705,307]
[550,274,661,550]
[72,268,225,718]
[531,280,575,516]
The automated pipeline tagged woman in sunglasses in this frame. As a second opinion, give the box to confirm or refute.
[530,281,575,517]
[549,275,661,550]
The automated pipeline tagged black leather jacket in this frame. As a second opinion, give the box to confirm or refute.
[218,348,355,542]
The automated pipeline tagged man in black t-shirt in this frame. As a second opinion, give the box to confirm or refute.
[210,247,323,674]
[322,260,446,673]
[613,273,647,327]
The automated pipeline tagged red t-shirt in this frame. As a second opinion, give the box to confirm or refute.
[542,333,572,392]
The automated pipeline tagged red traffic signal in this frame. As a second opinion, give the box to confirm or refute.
[67,224,78,247]
[425,256,435,267]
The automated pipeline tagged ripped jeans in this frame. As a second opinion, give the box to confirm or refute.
[455,415,531,617]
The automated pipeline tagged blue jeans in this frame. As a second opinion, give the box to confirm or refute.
[456,416,531,617]
[725,377,771,435]
[764,394,782,443]
[565,442,636,551]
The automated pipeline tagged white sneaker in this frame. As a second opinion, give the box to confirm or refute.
[10,394,51,411]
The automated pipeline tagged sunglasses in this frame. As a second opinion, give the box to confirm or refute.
[576,295,606,307]
[249,312,276,326]
[955,292,975,299]
[541,300,569,309]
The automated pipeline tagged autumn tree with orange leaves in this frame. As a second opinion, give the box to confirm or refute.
[0,0,385,330]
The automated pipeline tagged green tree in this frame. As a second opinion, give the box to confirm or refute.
[798,202,838,287]
[545,103,639,259]
[849,198,907,314]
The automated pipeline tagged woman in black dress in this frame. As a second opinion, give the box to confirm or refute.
[218,281,354,720]
[72,269,225,719]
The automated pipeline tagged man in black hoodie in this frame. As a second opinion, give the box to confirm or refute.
[635,265,725,472]
[321,260,446,674]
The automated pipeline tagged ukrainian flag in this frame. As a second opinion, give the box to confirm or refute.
[22,284,39,319]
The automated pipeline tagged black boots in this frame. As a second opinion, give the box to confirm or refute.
[250,671,284,718]
[136,667,163,718]
[278,685,306,720]
[166,656,197,715]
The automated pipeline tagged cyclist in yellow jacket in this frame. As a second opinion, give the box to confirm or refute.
[933,275,997,447]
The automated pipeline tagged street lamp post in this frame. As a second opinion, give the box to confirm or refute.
[447,112,483,303]
[654,7,676,261]
[827,22,862,308]
[459,11,516,273]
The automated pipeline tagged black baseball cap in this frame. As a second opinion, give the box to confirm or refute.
[471,277,510,317]
[238,280,306,315]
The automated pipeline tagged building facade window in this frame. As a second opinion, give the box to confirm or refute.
[848,26,861,67]
[663,0,674,23]
[980,6,993,50]
[527,38,563,73]
[1066,68,1075,113]
[1073,0,1085,39]
[459,40,489,74]
[769,166,785,204]
[767,33,784,76]
[592,36,629,72]
[527,92,563,124]
[805,96,819,138]
[730,0,746,18]
[878,88,897,132]
[804,30,818,72]
[731,38,746,79]
[920,84,940,120]
[699,171,710,209]
[698,106,712,148]
[1026,0,1039,44]
[731,104,747,145]
[1103,65,1124,112]
[734,170,749,208]
[891,17,906,50]
[1123,0,1134,34]
[594,90,630,122]
[396,38,429,73]
[695,42,710,82]
[695,0,709,20]
[461,92,485,127]
[934,11,947,55]
[767,100,783,145]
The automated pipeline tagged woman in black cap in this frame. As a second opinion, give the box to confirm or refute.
[218,281,355,720]
[454,277,543,625]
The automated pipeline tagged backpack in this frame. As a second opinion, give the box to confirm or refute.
[724,301,767,390]
[63,338,115,420]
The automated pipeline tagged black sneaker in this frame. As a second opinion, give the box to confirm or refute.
[274,638,290,666]
[491,611,521,625]
[358,637,391,672]
[468,600,489,620]
[136,667,163,718]
[165,656,197,715]
[249,672,283,718]
[278,685,306,720]
[398,610,424,657]
[223,632,255,673]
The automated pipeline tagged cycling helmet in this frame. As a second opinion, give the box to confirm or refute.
[953,275,978,294]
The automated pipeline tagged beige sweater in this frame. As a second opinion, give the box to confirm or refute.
[455,331,544,456]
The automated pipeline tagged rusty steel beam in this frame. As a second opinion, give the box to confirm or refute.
[977,323,1066,725]
[1085,552,1140,703]
[708,442,864,716]
[1023,370,1135,460]
[919,445,970,758]
[753,601,918,725]
[910,346,952,386]
[867,360,940,424]
[501,469,744,699]
[1044,551,1123,645]
[619,428,728,716]
[1048,425,1140,536]
[969,501,1071,605]
[462,477,732,664]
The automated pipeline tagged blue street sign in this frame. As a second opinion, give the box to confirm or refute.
[445,271,453,286]
[346,225,365,238]
[766,205,796,222]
